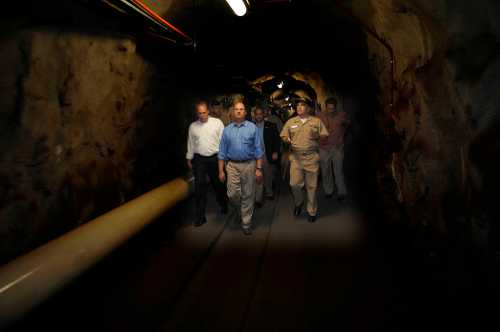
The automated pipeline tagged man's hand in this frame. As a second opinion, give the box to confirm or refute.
[255,169,263,184]
[187,159,192,170]
[272,152,278,161]
[219,171,226,183]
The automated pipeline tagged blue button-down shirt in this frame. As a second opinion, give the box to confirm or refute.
[218,120,264,161]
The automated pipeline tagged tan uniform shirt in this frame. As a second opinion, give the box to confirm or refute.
[280,116,329,152]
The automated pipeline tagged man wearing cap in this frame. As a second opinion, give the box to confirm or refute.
[280,98,329,222]
[218,101,264,235]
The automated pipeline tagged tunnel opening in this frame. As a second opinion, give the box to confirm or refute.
[2,0,500,331]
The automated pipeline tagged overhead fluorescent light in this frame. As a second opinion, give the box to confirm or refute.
[225,0,247,16]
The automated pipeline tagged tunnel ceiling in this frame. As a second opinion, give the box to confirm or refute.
[95,0,371,83]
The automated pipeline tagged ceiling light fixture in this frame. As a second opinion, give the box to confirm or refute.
[225,0,247,16]
[277,81,284,89]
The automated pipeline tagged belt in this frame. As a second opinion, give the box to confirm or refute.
[194,153,217,158]
[228,159,252,163]
[291,149,318,155]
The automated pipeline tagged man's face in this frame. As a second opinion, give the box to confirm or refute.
[254,108,264,123]
[211,105,222,116]
[196,104,209,122]
[296,102,309,116]
[326,103,336,114]
[233,102,247,121]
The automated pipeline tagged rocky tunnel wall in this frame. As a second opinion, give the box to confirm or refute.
[0,4,194,263]
[341,0,500,250]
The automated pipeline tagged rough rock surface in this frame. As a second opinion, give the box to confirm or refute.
[341,0,500,247]
[0,28,186,263]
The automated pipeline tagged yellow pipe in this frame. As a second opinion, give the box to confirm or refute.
[0,176,193,328]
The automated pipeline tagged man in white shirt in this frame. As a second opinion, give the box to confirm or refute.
[187,101,228,227]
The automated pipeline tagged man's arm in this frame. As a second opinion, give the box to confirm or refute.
[319,119,329,138]
[269,123,281,161]
[280,121,291,143]
[186,125,194,170]
[218,159,226,183]
[343,112,351,128]
[218,129,228,182]
[216,118,225,141]
[254,127,264,169]
[253,127,264,183]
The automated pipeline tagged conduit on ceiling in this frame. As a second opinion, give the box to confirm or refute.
[111,0,193,43]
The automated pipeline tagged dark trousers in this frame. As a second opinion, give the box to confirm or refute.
[193,154,228,220]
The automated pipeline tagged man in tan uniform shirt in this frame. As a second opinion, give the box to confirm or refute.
[280,98,329,222]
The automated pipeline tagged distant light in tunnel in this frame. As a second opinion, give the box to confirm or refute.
[225,0,247,16]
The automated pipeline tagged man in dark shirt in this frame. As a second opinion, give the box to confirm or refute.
[252,107,281,206]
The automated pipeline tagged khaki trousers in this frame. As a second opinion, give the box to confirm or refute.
[255,155,275,202]
[289,152,320,216]
[226,161,256,228]
[319,146,346,196]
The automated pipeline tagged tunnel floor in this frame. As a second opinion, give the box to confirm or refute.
[157,184,385,332]
[9,183,398,332]
[9,182,497,332]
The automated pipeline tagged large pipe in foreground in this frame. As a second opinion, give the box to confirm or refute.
[0,176,193,328]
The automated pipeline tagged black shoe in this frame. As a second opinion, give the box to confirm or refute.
[255,201,263,209]
[220,205,228,214]
[337,195,347,203]
[194,217,207,227]
[325,193,333,199]
[242,227,252,236]
[293,203,303,216]
[307,214,317,223]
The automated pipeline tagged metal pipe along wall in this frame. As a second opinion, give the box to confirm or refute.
[0,176,193,328]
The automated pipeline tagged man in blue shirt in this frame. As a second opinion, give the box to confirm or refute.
[218,101,264,235]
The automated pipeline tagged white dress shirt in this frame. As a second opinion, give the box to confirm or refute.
[186,116,225,159]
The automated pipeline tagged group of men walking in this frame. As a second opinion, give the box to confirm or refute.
[186,97,349,235]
